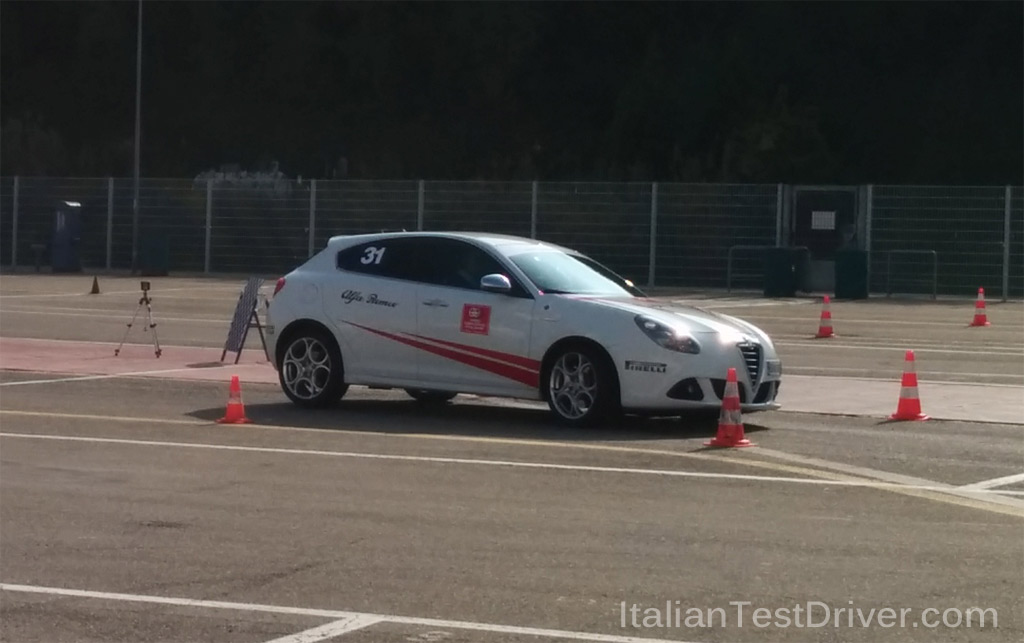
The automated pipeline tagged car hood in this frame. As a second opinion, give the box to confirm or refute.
[564,295,771,343]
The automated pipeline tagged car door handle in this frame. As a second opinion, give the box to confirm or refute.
[422,299,449,307]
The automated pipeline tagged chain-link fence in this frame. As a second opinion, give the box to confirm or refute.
[1,177,1020,298]
[0,176,14,267]
[869,185,1015,297]
[1010,187,1024,298]
[657,183,780,289]
[534,182,653,285]
[209,180,308,275]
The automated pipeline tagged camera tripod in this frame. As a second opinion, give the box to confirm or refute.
[115,284,162,358]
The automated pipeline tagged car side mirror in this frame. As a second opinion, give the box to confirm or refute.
[480,273,512,293]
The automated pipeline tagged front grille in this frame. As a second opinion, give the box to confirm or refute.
[738,342,762,384]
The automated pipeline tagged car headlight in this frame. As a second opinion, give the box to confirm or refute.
[634,315,700,354]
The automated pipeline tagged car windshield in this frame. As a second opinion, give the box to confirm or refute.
[507,250,643,296]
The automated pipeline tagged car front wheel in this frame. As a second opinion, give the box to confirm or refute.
[279,328,347,407]
[545,345,619,427]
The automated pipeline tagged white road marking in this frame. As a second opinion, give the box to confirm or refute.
[777,335,1013,348]
[382,615,699,642]
[780,365,1024,384]
[0,366,237,387]
[0,285,236,299]
[0,431,839,486]
[3,409,1022,514]
[737,447,1024,510]
[0,583,705,643]
[405,632,452,642]
[262,616,383,643]
[777,340,1023,357]
[958,472,1024,491]
[0,410,206,425]
[2,431,1023,501]
[742,314,1021,327]
[2,304,228,319]
[775,332,1019,353]
[0,336,219,349]
[668,299,815,309]
[0,309,228,324]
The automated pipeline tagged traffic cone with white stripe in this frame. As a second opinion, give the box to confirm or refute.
[969,287,991,327]
[217,375,251,424]
[705,367,754,447]
[889,350,929,421]
[815,295,834,338]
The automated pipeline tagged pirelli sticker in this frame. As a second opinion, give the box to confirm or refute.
[625,360,667,373]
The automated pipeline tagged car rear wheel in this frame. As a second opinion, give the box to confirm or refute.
[404,389,458,403]
[279,328,347,407]
[545,345,619,427]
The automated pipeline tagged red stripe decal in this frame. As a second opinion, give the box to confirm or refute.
[346,322,539,388]
[408,334,541,370]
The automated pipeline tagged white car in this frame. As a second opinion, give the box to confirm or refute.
[265,231,782,426]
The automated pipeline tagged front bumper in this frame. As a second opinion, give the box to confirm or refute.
[665,376,782,409]
[616,349,782,412]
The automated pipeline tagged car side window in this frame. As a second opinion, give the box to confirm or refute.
[336,238,418,281]
[416,239,530,297]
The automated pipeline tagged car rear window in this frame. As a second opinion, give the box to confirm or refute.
[336,238,419,280]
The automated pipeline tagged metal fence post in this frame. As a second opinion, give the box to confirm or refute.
[1004,185,1012,301]
[106,178,114,270]
[417,180,425,230]
[530,181,538,239]
[308,179,317,258]
[648,182,658,288]
[204,179,213,274]
[775,183,783,246]
[866,184,873,294]
[865,184,873,253]
[10,176,18,269]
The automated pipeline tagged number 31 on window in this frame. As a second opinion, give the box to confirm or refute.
[360,246,386,265]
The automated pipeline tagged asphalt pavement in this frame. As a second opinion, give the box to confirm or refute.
[1,273,1022,642]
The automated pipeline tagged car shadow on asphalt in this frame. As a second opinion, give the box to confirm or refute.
[188,398,771,445]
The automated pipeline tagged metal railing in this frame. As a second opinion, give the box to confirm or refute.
[885,250,938,300]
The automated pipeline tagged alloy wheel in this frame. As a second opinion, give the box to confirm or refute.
[282,336,332,401]
[548,351,599,420]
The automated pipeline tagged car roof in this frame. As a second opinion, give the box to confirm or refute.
[325,230,578,256]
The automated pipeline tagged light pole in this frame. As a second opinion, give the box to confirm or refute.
[131,0,142,273]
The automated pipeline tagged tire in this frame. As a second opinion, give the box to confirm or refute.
[405,389,458,403]
[543,343,620,427]
[278,327,348,408]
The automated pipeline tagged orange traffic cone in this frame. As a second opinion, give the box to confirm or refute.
[217,375,251,424]
[969,287,990,326]
[815,295,834,338]
[705,367,754,447]
[89,276,100,294]
[889,350,929,421]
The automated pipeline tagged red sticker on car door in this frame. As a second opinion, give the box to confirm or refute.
[461,304,491,335]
